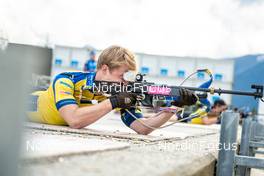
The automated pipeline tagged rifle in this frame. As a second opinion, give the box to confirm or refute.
[83,69,263,129]
[85,70,264,107]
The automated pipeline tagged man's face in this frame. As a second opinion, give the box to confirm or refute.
[213,105,228,113]
[101,64,129,83]
[90,54,96,61]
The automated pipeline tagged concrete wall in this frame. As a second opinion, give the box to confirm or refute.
[0,43,52,76]
[0,43,39,176]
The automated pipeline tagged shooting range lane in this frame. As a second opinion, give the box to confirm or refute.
[20,128,220,176]
[24,111,220,143]
[20,111,223,176]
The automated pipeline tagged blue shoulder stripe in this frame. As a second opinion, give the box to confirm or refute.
[59,81,73,89]
[56,99,77,110]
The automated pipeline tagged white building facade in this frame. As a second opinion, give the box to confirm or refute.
[51,45,235,105]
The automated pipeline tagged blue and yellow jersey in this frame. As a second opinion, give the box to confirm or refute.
[27,72,142,127]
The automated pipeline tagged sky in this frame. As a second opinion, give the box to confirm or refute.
[0,0,264,58]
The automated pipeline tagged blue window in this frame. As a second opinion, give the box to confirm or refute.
[160,68,168,76]
[141,67,149,74]
[177,70,185,78]
[71,60,79,68]
[214,73,223,81]
[55,57,62,66]
[197,72,205,79]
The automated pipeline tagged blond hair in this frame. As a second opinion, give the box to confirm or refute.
[97,45,137,71]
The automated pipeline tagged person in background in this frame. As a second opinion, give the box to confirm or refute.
[191,99,228,125]
[84,50,97,72]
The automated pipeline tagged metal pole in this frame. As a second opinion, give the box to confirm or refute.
[216,111,240,176]
[237,117,252,176]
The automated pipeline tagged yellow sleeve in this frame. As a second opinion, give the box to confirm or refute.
[53,77,77,110]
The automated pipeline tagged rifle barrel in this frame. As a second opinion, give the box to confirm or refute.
[171,86,263,98]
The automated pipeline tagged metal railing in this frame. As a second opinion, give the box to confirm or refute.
[216,111,264,176]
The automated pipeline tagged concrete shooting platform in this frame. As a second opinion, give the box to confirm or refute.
[24,112,220,142]
[20,111,225,176]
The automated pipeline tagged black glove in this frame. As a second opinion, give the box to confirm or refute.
[109,92,137,109]
[171,88,197,107]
